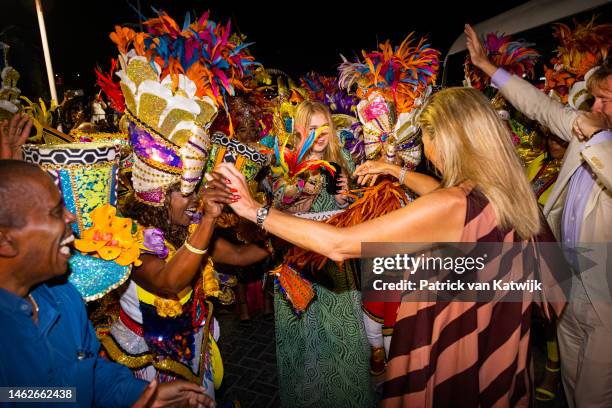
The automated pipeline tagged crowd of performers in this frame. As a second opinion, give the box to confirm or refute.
[0,8,611,408]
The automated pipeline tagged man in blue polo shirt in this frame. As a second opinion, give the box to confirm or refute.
[0,159,214,408]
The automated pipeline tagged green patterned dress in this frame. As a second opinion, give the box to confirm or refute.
[275,152,373,407]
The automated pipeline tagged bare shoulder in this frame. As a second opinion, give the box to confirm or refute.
[403,186,466,241]
[414,186,467,212]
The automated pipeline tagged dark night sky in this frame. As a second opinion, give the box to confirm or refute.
[0,0,590,100]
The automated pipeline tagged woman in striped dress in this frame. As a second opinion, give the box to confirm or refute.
[214,87,564,407]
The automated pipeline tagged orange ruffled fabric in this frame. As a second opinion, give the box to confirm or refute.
[285,180,407,271]
[74,204,142,267]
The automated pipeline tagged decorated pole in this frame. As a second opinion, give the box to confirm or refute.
[34,0,58,103]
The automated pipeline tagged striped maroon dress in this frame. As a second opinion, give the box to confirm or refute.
[382,189,563,408]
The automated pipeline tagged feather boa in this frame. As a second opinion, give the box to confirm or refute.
[285,180,408,270]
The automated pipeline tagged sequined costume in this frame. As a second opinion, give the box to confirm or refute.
[102,236,222,395]
[94,10,257,398]
[527,153,562,207]
[22,142,133,301]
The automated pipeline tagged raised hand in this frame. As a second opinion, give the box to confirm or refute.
[0,113,33,160]
[464,24,497,77]
[199,172,234,220]
[573,111,611,141]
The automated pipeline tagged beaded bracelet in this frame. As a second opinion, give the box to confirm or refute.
[398,167,408,185]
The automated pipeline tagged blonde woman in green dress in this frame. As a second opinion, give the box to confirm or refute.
[271,101,373,407]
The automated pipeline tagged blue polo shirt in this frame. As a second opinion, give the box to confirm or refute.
[0,281,147,407]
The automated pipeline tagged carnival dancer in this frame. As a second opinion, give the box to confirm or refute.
[23,121,236,401]
[95,10,265,399]
[206,90,275,321]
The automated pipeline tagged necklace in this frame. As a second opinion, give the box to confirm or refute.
[27,294,39,315]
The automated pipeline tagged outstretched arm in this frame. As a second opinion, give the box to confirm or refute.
[465,24,579,143]
[215,163,465,262]
[353,160,440,195]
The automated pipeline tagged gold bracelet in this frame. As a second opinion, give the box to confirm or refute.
[184,240,208,255]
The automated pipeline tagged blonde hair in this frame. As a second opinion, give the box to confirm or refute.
[294,100,350,175]
[587,62,611,93]
[418,87,541,239]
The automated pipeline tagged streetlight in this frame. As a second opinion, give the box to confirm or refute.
[34,0,58,103]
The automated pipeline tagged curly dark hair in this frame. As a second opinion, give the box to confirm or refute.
[121,183,189,249]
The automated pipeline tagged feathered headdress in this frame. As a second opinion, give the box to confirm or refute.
[20,96,60,144]
[207,33,274,138]
[544,17,612,105]
[300,72,359,119]
[241,64,275,139]
[272,125,335,181]
[338,34,439,167]
[111,9,257,205]
[464,32,539,91]
[95,59,125,113]
[338,34,439,114]
[269,76,307,146]
[111,10,257,110]
[300,73,337,105]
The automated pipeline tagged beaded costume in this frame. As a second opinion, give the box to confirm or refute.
[94,10,256,397]
[335,34,439,359]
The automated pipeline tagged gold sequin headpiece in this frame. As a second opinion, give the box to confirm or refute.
[111,10,257,206]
